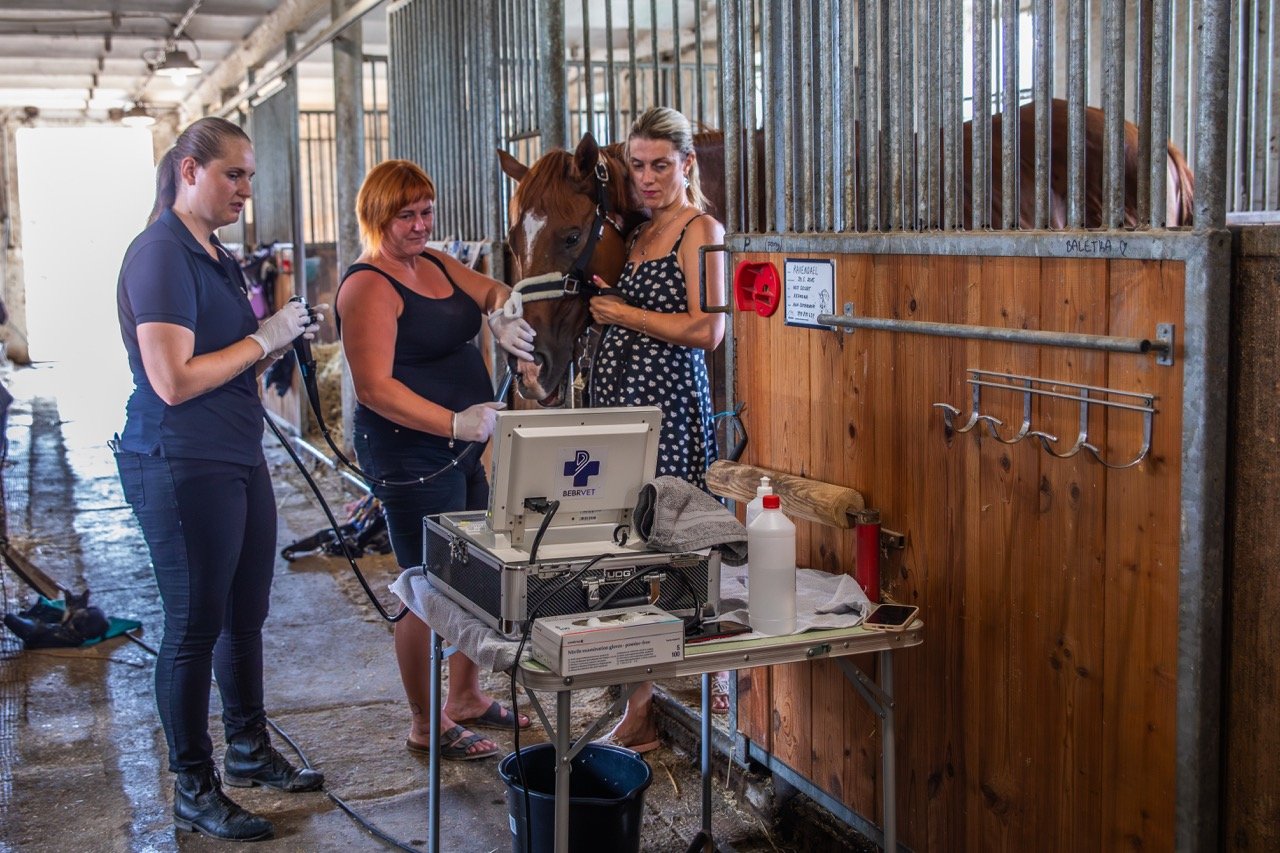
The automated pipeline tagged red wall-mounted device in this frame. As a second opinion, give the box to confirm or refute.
[733,261,781,317]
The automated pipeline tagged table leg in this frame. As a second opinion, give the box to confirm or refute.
[701,671,714,851]
[554,690,572,853]
[880,649,896,853]
[428,629,443,853]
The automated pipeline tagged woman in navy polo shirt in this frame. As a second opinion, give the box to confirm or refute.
[115,116,322,842]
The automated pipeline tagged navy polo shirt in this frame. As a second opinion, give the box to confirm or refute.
[117,209,265,465]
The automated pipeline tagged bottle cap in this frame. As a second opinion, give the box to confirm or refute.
[763,494,780,509]
[757,475,773,497]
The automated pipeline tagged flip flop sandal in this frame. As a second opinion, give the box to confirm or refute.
[406,726,498,761]
[454,699,531,731]
[595,731,661,755]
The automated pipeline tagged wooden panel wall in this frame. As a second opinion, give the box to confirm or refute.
[1224,225,1280,850]
[732,252,1184,852]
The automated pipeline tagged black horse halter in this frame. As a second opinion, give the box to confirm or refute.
[508,157,636,309]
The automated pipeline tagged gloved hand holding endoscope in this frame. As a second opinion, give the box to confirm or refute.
[452,401,507,443]
[487,296,536,362]
[248,298,323,358]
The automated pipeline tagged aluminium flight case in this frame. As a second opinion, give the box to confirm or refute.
[423,511,720,637]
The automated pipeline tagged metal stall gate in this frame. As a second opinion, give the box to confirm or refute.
[387,0,722,258]
[717,1,1230,852]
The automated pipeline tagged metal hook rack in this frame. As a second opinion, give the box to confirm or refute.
[933,369,1157,469]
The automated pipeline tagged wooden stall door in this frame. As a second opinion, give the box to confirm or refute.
[733,252,1183,852]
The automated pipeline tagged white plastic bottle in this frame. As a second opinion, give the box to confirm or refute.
[747,494,797,636]
[744,475,773,529]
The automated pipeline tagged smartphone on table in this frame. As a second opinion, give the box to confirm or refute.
[863,603,919,631]
[685,619,752,643]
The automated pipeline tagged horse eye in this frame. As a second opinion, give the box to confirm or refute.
[564,231,581,247]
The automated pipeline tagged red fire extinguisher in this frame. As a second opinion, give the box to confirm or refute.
[855,509,881,603]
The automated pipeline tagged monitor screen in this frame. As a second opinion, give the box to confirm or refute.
[488,406,663,539]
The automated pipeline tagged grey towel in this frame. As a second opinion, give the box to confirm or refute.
[634,476,748,565]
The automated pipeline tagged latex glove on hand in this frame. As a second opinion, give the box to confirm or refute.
[452,401,507,443]
[248,300,310,357]
[487,295,536,362]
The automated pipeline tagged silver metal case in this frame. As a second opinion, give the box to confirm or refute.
[423,511,721,637]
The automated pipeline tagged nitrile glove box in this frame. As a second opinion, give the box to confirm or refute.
[531,605,685,676]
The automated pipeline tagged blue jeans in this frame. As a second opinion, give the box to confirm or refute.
[353,430,488,568]
[115,451,276,772]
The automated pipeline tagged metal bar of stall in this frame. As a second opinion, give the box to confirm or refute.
[973,0,992,229]
[1136,0,1153,224]
[865,0,881,230]
[1194,1,1229,228]
[745,0,760,233]
[941,0,957,229]
[581,0,594,138]
[886,0,902,230]
[627,0,638,123]
[444,0,461,233]
[857,0,871,231]
[1033,0,1052,229]
[650,0,660,103]
[722,0,741,234]
[818,0,835,233]
[780,0,795,231]
[484,1,501,247]
[764,0,778,232]
[877,0,891,229]
[815,307,1173,357]
[1000,0,1019,230]
[901,0,916,230]
[1176,7,1232,844]
[923,0,941,230]
[1102,0,1126,229]
[694,0,705,130]
[605,0,617,140]
[839,0,854,232]
[1067,0,1087,228]
[671,0,682,113]
[799,0,816,233]
[538,0,567,149]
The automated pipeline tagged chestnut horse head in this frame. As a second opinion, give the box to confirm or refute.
[498,133,643,406]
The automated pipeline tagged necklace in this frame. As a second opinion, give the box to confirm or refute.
[636,207,689,259]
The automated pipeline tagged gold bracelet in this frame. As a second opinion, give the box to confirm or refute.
[640,308,647,337]
[449,412,457,449]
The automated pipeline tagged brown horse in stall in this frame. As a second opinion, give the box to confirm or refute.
[498,99,1195,406]
[498,131,726,406]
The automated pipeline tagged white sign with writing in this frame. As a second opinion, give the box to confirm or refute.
[783,259,835,329]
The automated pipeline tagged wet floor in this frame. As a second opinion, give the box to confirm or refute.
[0,359,868,852]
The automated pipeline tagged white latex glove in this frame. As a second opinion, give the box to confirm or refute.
[248,300,309,357]
[452,401,507,443]
[487,308,536,362]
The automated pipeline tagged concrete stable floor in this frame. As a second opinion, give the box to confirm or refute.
[0,360,869,853]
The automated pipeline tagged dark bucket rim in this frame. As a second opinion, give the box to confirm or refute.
[498,742,653,806]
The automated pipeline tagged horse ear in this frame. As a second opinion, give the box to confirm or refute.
[498,149,528,182]
[574,133,601,177]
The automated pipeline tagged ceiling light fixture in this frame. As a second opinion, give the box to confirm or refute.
[121,104,155,128]
[154,48,202,85]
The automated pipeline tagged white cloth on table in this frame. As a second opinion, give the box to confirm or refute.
[389,569,523,672]
[714,563,871,638]
[389,562,873,674]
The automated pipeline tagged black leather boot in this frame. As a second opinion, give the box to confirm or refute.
[224,727,324,792]
[173,766,273,842]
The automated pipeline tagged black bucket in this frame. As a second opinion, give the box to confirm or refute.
[498,743,652,853]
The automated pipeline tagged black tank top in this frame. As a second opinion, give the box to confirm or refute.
[336,253,491,446]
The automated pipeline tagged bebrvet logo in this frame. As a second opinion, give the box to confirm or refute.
[564,450,600,487]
